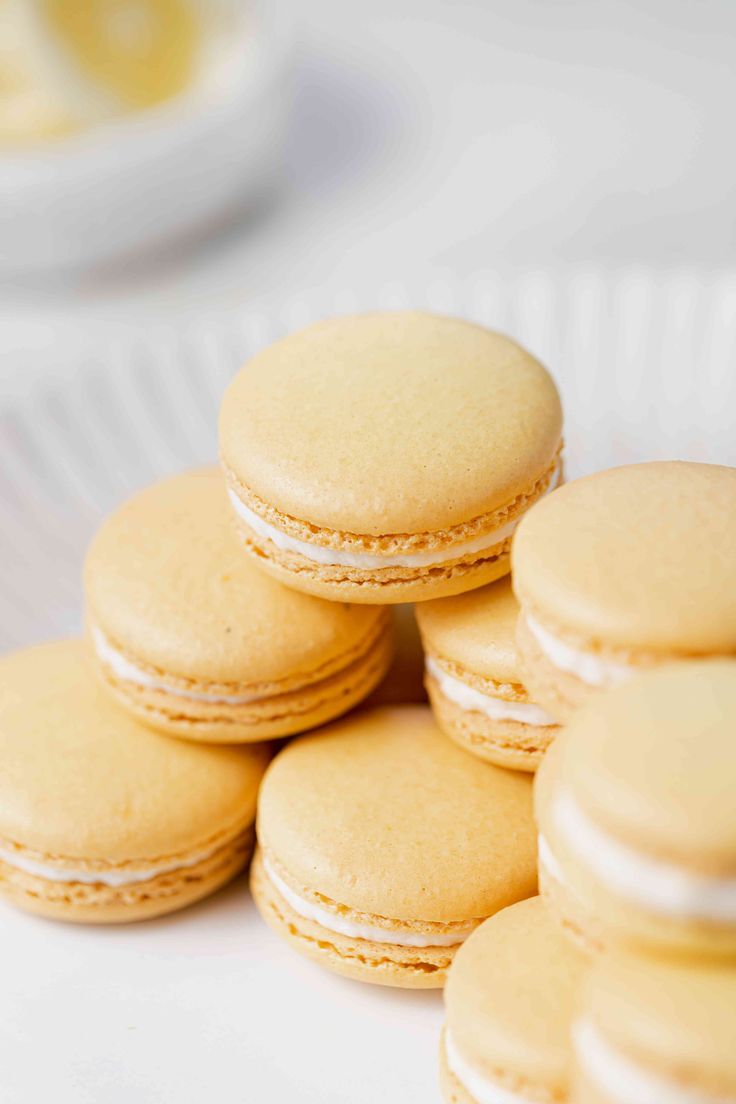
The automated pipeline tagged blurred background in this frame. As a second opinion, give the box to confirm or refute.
[1,0,736,396]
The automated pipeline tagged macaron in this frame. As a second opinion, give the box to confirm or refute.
[572,951,736,1104]
[513,461,736,722]
[536,660,736,958]
[441,897,587,1104]
[0,640,268,923]
[220,312,563,604]
[365,604,427,706]
[417,577,558,771]
[85,468,393,743]
[251,704,538,987]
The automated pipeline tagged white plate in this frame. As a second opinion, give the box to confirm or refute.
[0,0,293,272]
[0,273,735,1103]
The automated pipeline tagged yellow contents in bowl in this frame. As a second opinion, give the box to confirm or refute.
[0,0,205,146]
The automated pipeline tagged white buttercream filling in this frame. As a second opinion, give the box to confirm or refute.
[426,657,556,727]
[445,1030,536,1104]
[547,791,736,923]
[0,840,225,888]
[92,626,264,705]
[525,615,632,688]
[263,858,476,948]
[228,463,560,571]
[573,1018,736,1104]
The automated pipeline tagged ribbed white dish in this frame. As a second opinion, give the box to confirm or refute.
[2,270,736,653]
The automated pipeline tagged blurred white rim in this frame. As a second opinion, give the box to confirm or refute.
[0,0,295,177]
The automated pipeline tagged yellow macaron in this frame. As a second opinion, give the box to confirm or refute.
[441,897,588,1104]
[220,312,563,604]
[572,951,736,1103]
[513,461,736,721]
[85,468,393,743]
[252,705,538,987]
[417,577,559,771]
[536,660,736,959]
[0,640,268,923]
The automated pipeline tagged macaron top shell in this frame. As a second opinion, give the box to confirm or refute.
[446,897,586,1096]
[85,468,385,684]
[580,952,736,1095]
[0,641,268,862]
[560,661,736,869]
[257,705,536,922]
[513,461,736,654]
[220,312,562,536]
[417,577,521,683]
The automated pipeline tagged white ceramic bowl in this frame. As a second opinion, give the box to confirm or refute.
[0,0,294,273]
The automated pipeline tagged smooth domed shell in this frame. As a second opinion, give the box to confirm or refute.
[0,641,268,861]
[562,661,736,869]
[513,461,736,654]
[85,468,385,684]
[446,897,586,1098]
[257,705,537,922]
[417,576,522,683]
[220,312,562,536]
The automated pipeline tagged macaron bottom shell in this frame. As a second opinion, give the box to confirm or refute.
[250,849,465,988]
[425,672,558,772]
[230,519,514,605]
[0,827,254,924]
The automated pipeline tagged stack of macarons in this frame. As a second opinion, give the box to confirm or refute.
[1,309,734,1103]
[437,461,736,1104]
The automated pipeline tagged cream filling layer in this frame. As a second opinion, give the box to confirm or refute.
[573,1018,736,1104]
[228,463,560,571]
[263,858,475,948]
[445,1030,539,1104]
[545,791,736,923]
[426,657,556,727]
[92,626,264,705]
[0,839,227,888]
[525,615,632,688]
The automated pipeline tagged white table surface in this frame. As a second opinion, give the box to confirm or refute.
[0,884,443,1104]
